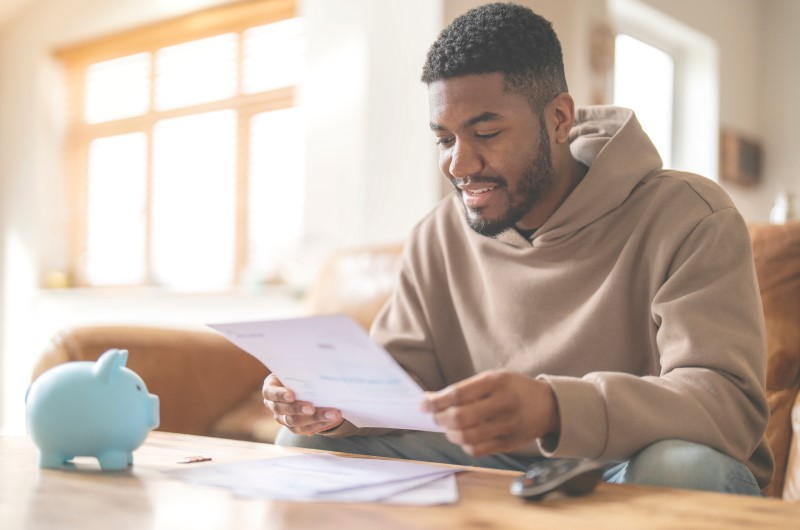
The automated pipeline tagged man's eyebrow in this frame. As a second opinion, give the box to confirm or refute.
[430,111,504,132]
[464,111,503,128]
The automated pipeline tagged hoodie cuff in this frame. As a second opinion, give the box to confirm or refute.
[535,375,608,459]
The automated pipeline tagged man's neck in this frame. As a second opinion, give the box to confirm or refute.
[515,226,538,240]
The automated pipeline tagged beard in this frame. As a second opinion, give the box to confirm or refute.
[456,118,554,238]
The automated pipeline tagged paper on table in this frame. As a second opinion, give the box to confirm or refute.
[168,453,459,504]
[208,315,442,432]
[310,474,458,505]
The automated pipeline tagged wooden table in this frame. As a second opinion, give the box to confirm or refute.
[2,432,798,529]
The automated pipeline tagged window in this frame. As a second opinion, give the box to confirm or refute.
[613,34,675,167]
[609,0,719,179]
[58,0,305,289]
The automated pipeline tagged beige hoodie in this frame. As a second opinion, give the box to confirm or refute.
[328,106,774,489]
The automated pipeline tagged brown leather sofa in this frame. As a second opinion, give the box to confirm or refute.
[749,222,800,499]
[31,223,800,499]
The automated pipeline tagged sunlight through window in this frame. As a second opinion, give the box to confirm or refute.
[613,34,674,167]
[85,53,150,123]
[155,34,238,110]
[86,133,147,284]
[243,18,305,93]
[151,111,237,289]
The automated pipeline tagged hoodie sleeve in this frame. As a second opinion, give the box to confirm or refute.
[537,207,773,486]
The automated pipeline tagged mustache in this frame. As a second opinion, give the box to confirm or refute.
[451,176,507,189]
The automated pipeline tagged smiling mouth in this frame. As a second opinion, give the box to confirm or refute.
[454,177,505,194]
[455,180,504,210]
[462,186,496,195]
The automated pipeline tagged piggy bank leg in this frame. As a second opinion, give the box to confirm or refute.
[97,450,131,471]
[39,451,70,469]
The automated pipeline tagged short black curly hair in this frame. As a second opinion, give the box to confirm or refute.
[421,2,568,112]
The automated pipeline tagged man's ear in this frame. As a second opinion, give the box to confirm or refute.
[548,93,575,144]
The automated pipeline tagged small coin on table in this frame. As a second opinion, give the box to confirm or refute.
[177,455,212,464]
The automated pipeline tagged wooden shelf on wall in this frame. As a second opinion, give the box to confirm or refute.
[720,129,762,186]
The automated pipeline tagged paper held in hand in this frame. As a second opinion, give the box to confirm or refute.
[208,314,443,432]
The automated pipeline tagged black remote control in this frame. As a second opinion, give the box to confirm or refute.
[510,459,606,500]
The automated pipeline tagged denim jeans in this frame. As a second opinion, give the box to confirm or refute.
[276,429,763,496]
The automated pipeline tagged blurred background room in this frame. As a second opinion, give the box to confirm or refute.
[1,0,798,435]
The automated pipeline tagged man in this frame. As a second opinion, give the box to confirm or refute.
[263,2,773,495]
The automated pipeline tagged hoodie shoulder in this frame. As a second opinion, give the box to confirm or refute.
[642,170,737,214]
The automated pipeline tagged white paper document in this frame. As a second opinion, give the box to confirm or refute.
[208,315,443,432]
[168,453,459,505]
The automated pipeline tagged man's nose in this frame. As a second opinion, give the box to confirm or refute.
[447,140,483,179]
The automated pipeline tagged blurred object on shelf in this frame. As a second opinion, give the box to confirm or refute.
[720,129,762,186]
[770,191,798,224]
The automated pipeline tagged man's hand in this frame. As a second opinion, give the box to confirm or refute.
[262,374,344,435]
[421,370,560,457]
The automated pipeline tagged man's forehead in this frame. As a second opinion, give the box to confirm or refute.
[427,72,507,101]
[427,73,529,127]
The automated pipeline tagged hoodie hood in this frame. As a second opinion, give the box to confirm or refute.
[496,106,663,248]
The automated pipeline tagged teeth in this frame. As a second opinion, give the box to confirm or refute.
[467,187,493,194]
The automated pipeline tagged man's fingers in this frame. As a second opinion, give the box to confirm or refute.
[429,380,516,429]
[461,434,522,457]
[268,400,315,416]
[449,414,526,457]
[421,371,504,412]
[289,417,345,436]
[262,373,295,403]
[443,413,517,446]
[276,408,342,431]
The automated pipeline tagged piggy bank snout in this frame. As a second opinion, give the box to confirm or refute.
[148,393,160,429]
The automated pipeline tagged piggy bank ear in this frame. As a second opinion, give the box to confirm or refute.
[93,349,129,384]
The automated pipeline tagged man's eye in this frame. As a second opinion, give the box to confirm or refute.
[436,137,455,146]
[475,131,500,140]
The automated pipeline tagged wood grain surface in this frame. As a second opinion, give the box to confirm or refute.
[1,432,797,530]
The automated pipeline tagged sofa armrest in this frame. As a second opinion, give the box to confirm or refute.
[782,392,800,501]
[33,325,269,437]
[749,222,800,498]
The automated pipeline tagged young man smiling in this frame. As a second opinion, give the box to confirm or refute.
[265,2,774,495]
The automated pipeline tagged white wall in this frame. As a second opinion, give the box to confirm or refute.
[760,0,800,221]
[301,0,441,247]
[0,131,6,432]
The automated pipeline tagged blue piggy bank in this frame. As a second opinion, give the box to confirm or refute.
[26,348,160,470]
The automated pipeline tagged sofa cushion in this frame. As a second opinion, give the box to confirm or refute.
[749,221,800,497]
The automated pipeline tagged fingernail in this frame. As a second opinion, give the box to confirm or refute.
[324,411,338,420]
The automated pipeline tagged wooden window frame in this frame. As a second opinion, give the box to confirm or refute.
[56,0,297,287]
